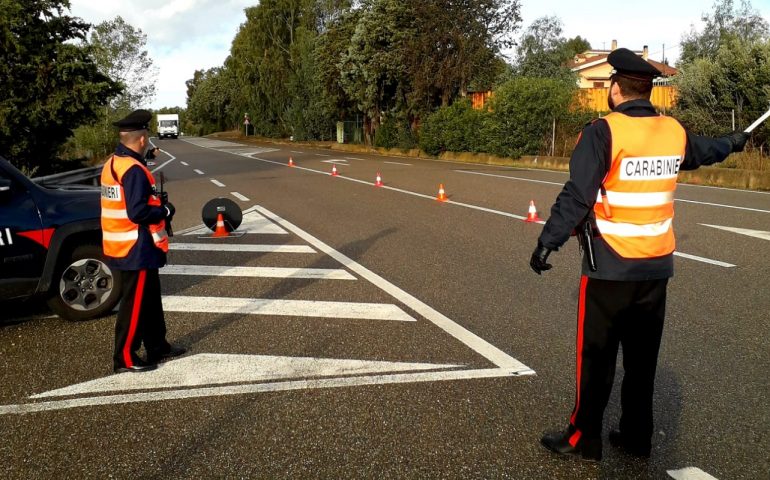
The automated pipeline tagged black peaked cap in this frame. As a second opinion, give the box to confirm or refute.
[608,48,661,80]
[112,109,152,131]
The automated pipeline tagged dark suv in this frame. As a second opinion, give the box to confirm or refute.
[0,156,121,321]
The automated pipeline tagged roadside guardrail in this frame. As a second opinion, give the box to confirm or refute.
[32,165,102,187]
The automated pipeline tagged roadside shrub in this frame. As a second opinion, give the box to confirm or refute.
[418,99,487,155]
[374,116,417,150]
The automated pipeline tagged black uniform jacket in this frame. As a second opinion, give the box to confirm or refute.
[105,143,167,271]
[538,99,733,281]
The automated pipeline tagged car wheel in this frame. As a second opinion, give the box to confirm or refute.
[47,244,122,321]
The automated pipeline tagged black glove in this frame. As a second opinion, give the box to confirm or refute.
[726,131,750,152]
[530,242,553,275]
[164,202,175,220]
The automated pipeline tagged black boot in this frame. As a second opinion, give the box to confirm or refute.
[541,430,602,462]
[608,429,651,457]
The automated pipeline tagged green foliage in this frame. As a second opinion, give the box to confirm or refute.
[673,1,770,145]
[0,0,121,173]
[418,99,487,155]
[374,114,416,150]
[679,0,768,65]
[87,16,157,109]
[515,16,589,80]
[485,77,577,158]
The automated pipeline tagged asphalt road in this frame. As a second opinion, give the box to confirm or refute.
[1,137,768,479]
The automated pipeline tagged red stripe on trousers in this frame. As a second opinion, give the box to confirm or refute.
[122,270,146,368]
[570,275,589,428]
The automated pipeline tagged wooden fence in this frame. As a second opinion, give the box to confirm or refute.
[470,85,678,113]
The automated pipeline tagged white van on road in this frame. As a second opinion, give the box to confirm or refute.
[157,113,179,139]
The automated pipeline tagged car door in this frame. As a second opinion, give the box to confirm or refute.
[0,168,46,300]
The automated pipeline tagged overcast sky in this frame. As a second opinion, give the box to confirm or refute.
[67,0,770,109]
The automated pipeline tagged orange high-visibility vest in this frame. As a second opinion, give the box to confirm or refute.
[101,155,168,258]
[594,112,686,259]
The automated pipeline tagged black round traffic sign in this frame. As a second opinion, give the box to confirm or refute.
[201,197,243,232]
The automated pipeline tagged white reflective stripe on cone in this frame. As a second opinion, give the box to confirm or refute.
[595,218,672,237]
[596,190,675,207]
[101,208,130,219]
[103,230,139,242]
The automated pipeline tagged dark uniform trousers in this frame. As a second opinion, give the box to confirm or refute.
[568,275,667,445]
[113,269,169,369]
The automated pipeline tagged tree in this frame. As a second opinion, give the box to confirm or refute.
[515,16,590,79]
[679,0,769,65]
[87,16,157,110]
[0,0,121,173]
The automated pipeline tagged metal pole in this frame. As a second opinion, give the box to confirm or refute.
[732,109,735,131]
[551,118,556,156]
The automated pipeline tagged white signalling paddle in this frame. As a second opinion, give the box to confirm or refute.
[744,106,770,133]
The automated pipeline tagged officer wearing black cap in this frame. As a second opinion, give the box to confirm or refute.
[100,109,186,374]
[531,48,750,461]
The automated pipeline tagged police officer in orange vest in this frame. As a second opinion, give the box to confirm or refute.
[101,109,186,373]
[530,49,750,461]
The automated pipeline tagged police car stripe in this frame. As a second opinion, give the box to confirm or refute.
[596,191,674,207]
[595,218,672,237]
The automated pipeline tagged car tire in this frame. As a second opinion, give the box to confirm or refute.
[47,244,122,321]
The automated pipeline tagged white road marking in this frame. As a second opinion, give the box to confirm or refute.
[211,179,225,187]
[180,161,189,166]
[700,224,770,241]
[194,169,204,175]
[169,243,315,253]
[677,198,770,213]
[384,161,412,166]
[146,146,175,173]
[1,368,513,415]
[254,205,533,373]
[667,467,719,480]
[315,153,331,157]
[33,354,460,398]
[162,264,356,280]
[321,159,349,165]
[673,252,735,268]
[344,157,365,161]
[290,150,304,154]
[455,169,564,186]
[182,210,288,235]
[161,295,415,321]
[231,191,250,201]
[458,170,770,209]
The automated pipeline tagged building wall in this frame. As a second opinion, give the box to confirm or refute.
[575,63,614,88]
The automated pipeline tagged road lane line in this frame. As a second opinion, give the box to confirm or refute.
[250,159,739,265]
[315,153,331,157]
[290,150,304,154]
[384,161,413,166]
[699,224,770,241]
[673,252,735,268]
[162,296,414,321]
[162,265,356,280]
[194,169,204,175]
[676,198,770,213]
[211,179,225,187]
[254,205,534,373]
[169,243,316,253]
[455,169,564,186]
[0,368,512,415]
[180,161,189,166]
[231,192,250,201]
[344,157,365,161]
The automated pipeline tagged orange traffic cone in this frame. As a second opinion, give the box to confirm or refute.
[375,172,383,187]
[436,184,447,202]
[525,200,541,222]
[288,156,294,167]
[212,213,230,237]
[331,165,338,176]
